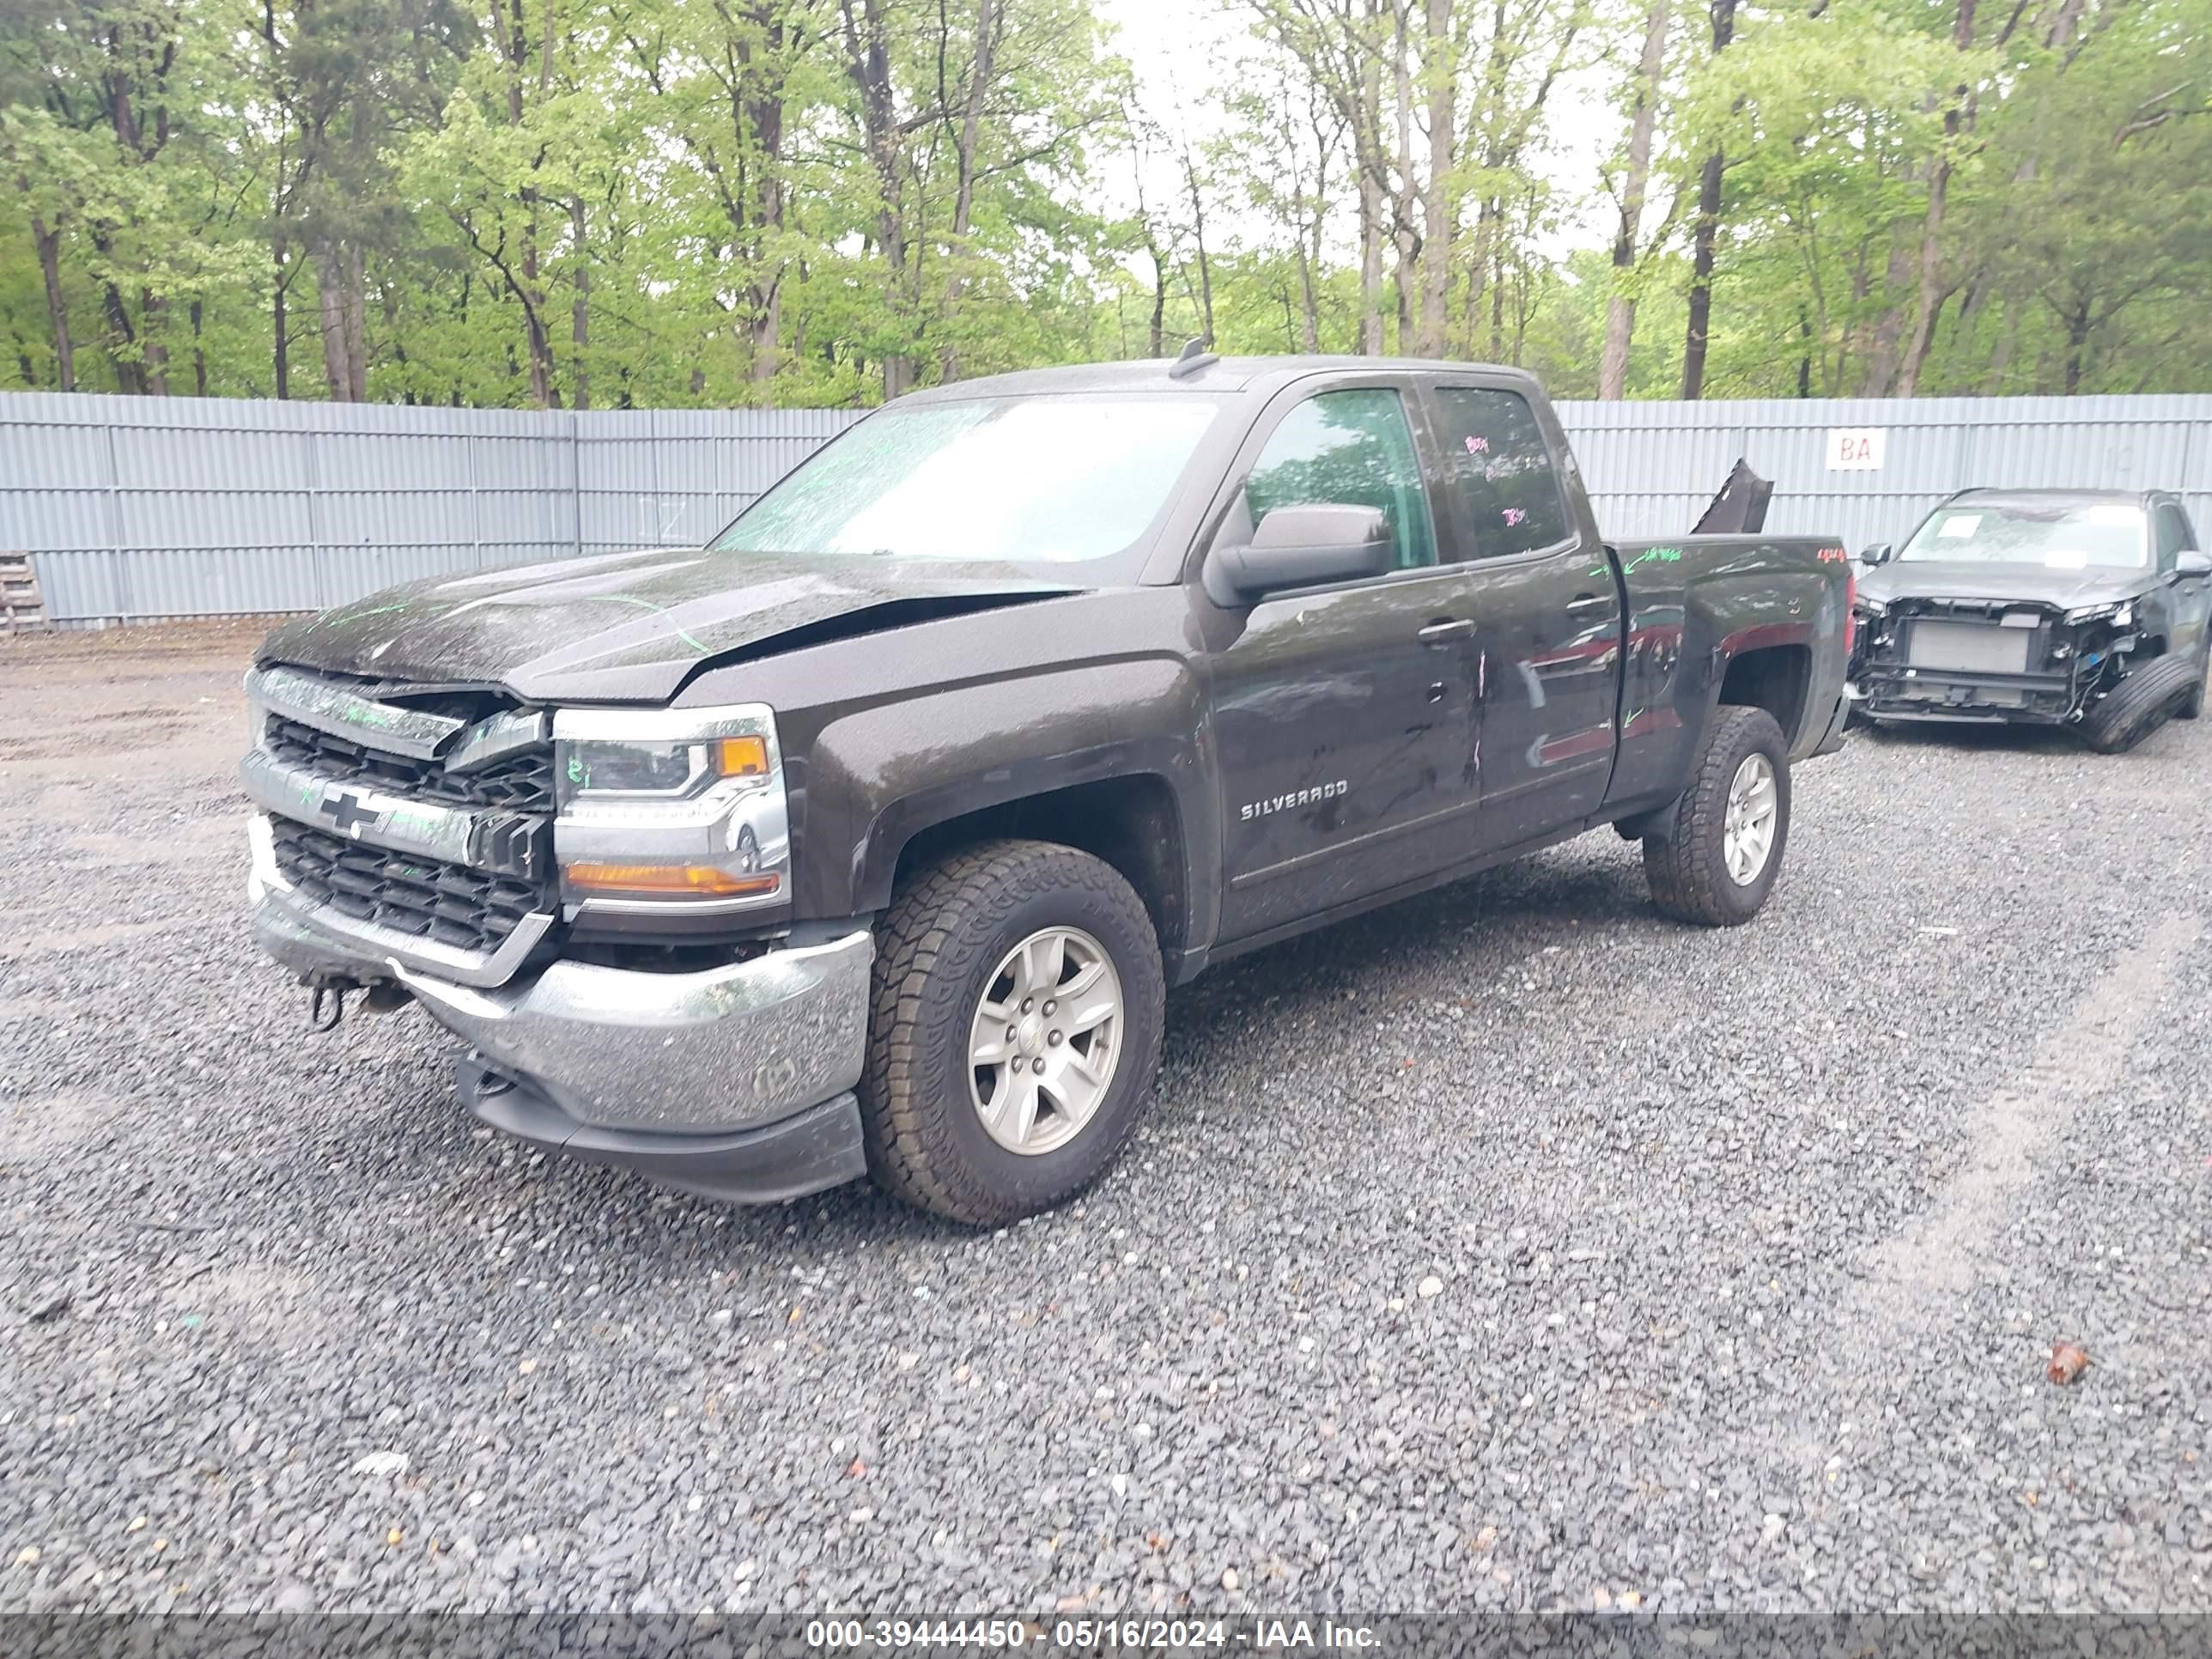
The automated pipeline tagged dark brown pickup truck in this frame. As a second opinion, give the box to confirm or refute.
[243,355,1850,1223]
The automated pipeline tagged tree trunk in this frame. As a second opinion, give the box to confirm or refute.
[142,295,170,396]
[1680,145,1723,399]
[503,0,556,407]
[1896,0,1978,398]
[1358,2,1385,355]
[97,265,149,396]
[842,0,908,398]
[32,215,74,392]
[1149,244,1167,358]
[1417,0,1453,356]
[1390,0,1420,351]
[570,198,590,410]
[744,20,789,389]
[1302,106,1330,352]
[2063,299,2090,393]
[315,241,369,402]
[273,239,291,400]
[1679,0,1739,401]
[1599,0,1668,399]
[1859,229,1916,395]
[1295,242,1322,353]
[939,0,1000,382]
[190,297,207,396]
[1184,144,1215,344]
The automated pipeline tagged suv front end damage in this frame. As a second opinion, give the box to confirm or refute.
[240,663,873,1202]
[1849,596,2136,726]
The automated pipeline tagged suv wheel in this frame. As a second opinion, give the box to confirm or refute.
[2081,653,2198,753]
[2179,636,2209,721]
[1642,704,1791,927]
[860,839,1164,1224]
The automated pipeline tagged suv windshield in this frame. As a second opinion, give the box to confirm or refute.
[1901,501,2148,569]
[709,395,1222,563]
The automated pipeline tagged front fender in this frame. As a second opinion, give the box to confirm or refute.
[792,657,1217,932]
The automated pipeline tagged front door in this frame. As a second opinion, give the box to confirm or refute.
[1206,381,1485,942]
[2154,499,2212,658]
[1419,380,1621,851]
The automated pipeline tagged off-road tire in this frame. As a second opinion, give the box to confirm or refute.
[860,839,1164,1225]
[1642,704,1792,927]
[2081,653,2198,753]
[2178,636,2209,720]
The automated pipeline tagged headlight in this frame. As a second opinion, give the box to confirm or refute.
[2065,601,2132,627]
[552,705,789,913]
[557,734,769,802]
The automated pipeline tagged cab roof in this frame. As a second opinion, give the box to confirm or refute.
[1950,488,2158,513]
[894,355,1540,404]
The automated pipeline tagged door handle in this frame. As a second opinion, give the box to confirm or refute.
[1418,618,1475,645]
[1565,592,1614,617]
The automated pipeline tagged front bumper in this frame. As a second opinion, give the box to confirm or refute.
[1850,663,2079,724]
[248,848,874,1202]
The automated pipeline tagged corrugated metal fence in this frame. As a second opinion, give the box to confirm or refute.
[3,388,2209,625]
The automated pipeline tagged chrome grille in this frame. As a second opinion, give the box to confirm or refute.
[270,818,540,956]
[264,714,554,813]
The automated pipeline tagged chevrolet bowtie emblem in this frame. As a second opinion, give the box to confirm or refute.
[318,790,383,838]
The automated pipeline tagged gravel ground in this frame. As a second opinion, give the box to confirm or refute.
[1,623,2208,1618]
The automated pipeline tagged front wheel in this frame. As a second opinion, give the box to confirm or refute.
[860,839,1164,1225]
[2080,653,2198,753]
[1642,704,1792,927]
[2178,636,2209,720]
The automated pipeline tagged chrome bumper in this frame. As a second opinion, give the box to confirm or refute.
[247,831,873,1138]
[395,930,872,1133]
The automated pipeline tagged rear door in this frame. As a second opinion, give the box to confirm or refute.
[1417,379,1621,850]
[1204,376,1486,942]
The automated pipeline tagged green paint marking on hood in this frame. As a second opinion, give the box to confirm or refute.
[595,592,713,656]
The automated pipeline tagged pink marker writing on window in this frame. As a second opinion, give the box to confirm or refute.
[1464,434,1491,454]
[1502,507,1527,526]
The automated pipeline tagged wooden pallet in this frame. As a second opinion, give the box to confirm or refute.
[1,553,46,634]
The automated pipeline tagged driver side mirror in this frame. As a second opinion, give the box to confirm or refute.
[1859,543,1895,568]
[2174,549,2212,579]
[1203,503,1395,604]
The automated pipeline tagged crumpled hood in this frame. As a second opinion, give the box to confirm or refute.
[1859,559,2151,612]
[259,548,1085,702]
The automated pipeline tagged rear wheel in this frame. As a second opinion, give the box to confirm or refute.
[860,839,1164,1225]
[2080,653,2198,753]
[1643,705,1792,927]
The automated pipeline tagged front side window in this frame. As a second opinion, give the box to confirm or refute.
[1428,386,1571,557]
[2154,503,2194,569]
[1243,388,1437,571]
[1901,501,2149,570]
[711,395,1223,563]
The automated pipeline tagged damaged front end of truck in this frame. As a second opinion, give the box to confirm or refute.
[1849,592,2140,727]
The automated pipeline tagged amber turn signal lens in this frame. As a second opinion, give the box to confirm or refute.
[564,862,781,898]
[715,735,770,778]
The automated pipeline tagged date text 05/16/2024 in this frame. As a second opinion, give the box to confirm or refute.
[804,1617,1382,1650]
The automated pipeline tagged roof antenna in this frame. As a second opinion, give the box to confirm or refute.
[1168,336,1218,380]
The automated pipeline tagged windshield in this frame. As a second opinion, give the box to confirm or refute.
[1900,501,2148,569]
[708,396,1223,563]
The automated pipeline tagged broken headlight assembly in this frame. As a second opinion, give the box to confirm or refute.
[551,704,790,915]
[2064,600,2133,627]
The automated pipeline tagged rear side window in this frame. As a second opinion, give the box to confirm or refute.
[1243,388,1437,571]
[1428,387,1571,558]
